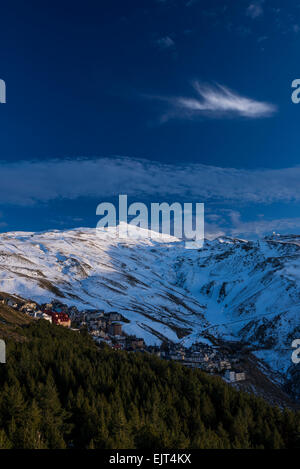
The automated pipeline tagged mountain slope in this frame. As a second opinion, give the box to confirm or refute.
[0,226,298,396]
[1,320,299,449]
[174,235,299,380]
[0,226,208,344]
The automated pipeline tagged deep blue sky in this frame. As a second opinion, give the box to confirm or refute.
[1,0,300,237]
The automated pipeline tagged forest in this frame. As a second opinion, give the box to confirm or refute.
[0,320,299,449]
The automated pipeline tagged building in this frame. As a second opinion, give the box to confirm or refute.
[219,360,231,370]
[48,311,71,328]
[42,313,52,323]
[186,354,203,363]
[94,336,112,346]
[130,338,145,350]
[68,306,79,317]
[107,312,122,322]
[6,299,18,309]
[169,352,185,361]
[235,372,246,381]
[225,371,236,382]
[225,370,246,383]
[112,343,123,350]
[108,322,122,336]
[88,322,99,331]
[20,302,37,312]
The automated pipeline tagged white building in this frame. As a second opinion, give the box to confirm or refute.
[225,370,246,383]
[42,313,52,323]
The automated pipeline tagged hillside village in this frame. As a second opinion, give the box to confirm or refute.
[0,293,247,384]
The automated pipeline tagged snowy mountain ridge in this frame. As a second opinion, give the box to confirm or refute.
[0,225,299,392]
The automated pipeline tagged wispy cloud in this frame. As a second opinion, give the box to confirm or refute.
[246,1,264,19]
[205,211,300,240]
[210,210,300,239]
[155,36,175,49]
[0,157,299,207]
[2,157,300,238]
[229,215,300,238]
[156,82,277,121]
[257,35,268,43]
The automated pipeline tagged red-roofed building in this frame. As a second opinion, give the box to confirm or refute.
[112,343,123,350]
[46,311,71,328]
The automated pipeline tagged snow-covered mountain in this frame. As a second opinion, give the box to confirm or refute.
[175,234,300,385]
[0,225,298,394]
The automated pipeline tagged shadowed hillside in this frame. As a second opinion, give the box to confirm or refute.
[0,319,299,449]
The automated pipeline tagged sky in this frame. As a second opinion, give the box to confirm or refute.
[1,0,300,238]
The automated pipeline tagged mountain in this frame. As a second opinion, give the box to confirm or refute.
[0,225,299,399]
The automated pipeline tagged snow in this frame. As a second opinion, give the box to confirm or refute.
[0,225,298,383]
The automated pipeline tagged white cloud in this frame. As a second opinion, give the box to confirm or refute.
[246,1,264,19]
[1,157,300,207]
[3,157,300,238]
[156,36,175,49]
[205,212,300,240]
[157,82,277,121]
[226,211,300,238]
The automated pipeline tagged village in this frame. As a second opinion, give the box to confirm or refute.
[0,295,247,384]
